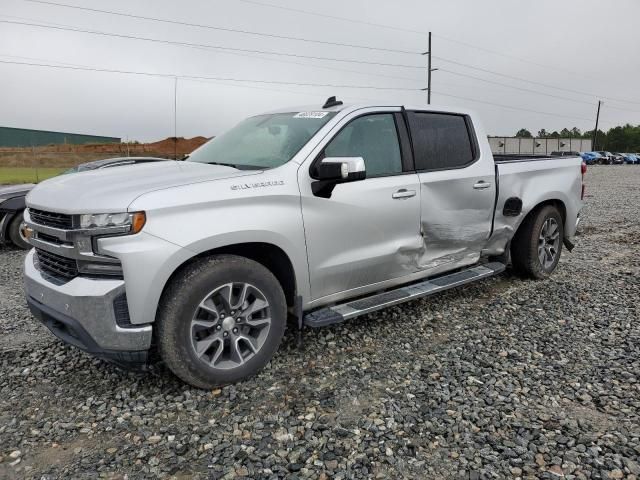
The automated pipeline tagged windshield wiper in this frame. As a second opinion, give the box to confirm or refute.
[206,161,241,169]
[205,162,264,170]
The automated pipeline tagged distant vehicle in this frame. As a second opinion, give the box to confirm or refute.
[551,151,580,157]
[621,153,639,164]
[580,152,602,165]
[0,183,36,249]
[1,157,168,250]
[595,151,615,164]
[610,153,624,165]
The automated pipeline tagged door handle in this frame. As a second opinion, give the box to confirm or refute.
[473,181,491,190]
[392,189,416,199]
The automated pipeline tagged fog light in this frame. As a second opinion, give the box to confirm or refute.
[20,223,33,242]
[77,261,123,276]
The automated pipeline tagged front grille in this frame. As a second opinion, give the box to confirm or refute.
[36,232,69,246]
[35,248,78,280]
[30,209,74,229]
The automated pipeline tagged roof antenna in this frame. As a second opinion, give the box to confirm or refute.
[322,96,343,109]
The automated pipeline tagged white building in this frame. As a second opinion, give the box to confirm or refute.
[488,137,592,155]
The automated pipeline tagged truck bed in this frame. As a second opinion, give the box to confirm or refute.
[486,155,583,255]
[493,154,580,163]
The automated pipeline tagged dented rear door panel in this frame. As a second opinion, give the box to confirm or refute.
[416,159,496,273]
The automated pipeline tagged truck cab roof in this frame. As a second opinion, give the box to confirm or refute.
[264,102,477,118]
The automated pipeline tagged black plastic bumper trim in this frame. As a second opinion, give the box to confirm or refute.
[27,296,149,370]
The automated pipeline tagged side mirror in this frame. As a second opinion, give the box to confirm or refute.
[312,157,366,198]
[316,157,366,182]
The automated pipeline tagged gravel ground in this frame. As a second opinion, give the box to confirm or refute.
[1,166,639,480]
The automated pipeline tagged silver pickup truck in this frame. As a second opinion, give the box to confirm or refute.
[22,98,585,388]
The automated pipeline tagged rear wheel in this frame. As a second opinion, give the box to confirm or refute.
[157,255,287,389]
[8,211,31,250]
[511,205,564,279]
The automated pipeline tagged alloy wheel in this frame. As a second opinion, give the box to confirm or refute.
[538,217,560,270]
[190,282,271,370]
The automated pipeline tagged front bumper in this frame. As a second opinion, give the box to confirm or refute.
[24,250,152,368]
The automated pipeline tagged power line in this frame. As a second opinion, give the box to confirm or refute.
[0,14,424,84]
[24,0,421,55]
[234,0,600,84]
[3,56,632,129]
[438,68,598,107]
[0,20,426,70]
[433,90,594,122]
[0,59,424,91]
[433,55,640,105]
[434,34,598,80]
[235,0,428,36]
[0,52,399,103]
[0,57,596,123]
[599,103,640,114]
[437,74,640,117]
[233,2,640,107]
[15,5,639,109]
[187,44,424,83]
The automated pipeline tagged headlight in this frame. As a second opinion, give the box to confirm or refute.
[79,211,146,234]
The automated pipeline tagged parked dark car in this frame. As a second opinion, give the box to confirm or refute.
[610,153,624,165]
[0,157,168,249]
[594,151,615,164]
[0,183,36,249]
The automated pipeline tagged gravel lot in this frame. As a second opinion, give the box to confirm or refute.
[1,166,639,480]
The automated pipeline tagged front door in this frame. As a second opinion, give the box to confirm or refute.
[299,111,423,303]
[406,111,496,273]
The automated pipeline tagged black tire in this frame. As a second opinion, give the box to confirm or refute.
[157,254,287,389]
[510,205,564,279]
[7,211,31,250]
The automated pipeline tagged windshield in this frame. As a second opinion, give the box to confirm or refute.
[187,111,337,169]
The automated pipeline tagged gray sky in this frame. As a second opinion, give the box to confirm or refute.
[1,0,639,142]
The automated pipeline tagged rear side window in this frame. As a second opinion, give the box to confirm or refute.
[407,112,476,171]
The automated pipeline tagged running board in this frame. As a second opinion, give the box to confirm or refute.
[303,262,506,328]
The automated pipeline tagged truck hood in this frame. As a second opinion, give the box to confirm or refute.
[26,161,259,214]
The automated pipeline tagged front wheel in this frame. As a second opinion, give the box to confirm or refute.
[511,205,564,279]
[157,255,287,389]
[8,211,31,250]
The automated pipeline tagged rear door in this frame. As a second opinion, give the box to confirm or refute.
[406,111,496,272]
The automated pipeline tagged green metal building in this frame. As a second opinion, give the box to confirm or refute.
[0,126,120,147]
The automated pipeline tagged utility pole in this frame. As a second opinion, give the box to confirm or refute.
[32,145,39,183]
[174,76,178,160]
[422,32,438,104]
[592,100,601,151]
[427,32,432,104]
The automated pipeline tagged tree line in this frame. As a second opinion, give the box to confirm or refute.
[514,124,640,152]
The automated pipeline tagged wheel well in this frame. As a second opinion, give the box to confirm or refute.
[164,243,297,307]
[2,210,22,239]
[517,199,567,236]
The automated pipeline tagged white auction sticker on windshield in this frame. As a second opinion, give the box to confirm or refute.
[294,111,329,119]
